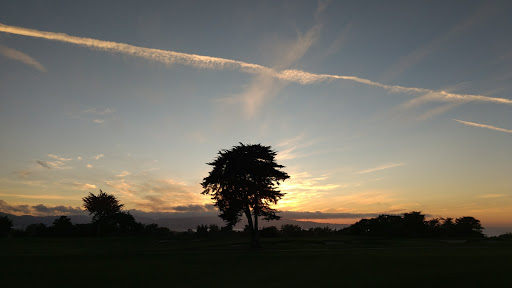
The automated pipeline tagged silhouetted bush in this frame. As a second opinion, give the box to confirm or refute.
[281,224,302,237]
[496,233,512,240]
[260,226,279,237]
[347,212,484,238]
[25,223,49,237]
[51,216,74,236]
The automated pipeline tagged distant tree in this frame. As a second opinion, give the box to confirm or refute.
[51,216,74,236]
[403,211,426,237]
[201,143,290,247]
[441,217,456,236]
[196,224,209,237]
[455,216,483,237]
[497,232,512,240]
[425,218,443,237]
[26,223,48,237]
[208,224,220,233]
[143,223,171,237]
[0,215,13,236]
[281,224,302,237]
[260,226,279,237]
[82,190,124,236]
[113,212,143,234]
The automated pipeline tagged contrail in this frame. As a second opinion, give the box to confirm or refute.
[454,119,512,134]
[1,22,511,106]
[356,163,405,174]
[0,44,46,72]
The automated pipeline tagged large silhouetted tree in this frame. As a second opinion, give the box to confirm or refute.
[201,143,289,247]
[83,190,124,236]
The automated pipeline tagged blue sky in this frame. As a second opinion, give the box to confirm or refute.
[1,1,511,226]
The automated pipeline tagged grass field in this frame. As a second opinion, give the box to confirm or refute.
[2,236,512,287]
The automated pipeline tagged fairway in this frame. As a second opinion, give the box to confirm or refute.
[2,237,512,287]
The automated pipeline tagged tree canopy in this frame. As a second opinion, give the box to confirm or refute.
[82,190,124,236]
[201,143,289,246]
[83,190,124,223]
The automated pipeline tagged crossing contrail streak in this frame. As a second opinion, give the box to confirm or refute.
[454,119,512,134]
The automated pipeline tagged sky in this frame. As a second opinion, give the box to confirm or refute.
[1,1,511,227]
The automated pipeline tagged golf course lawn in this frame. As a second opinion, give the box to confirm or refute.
[2,237,511,287]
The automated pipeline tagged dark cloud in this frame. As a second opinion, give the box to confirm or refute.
[0,200,84,216]
[0,200,32,214]
[31,204,84,215]
[172,204,216,212]
[280,211,384,219]
[32,204,50,213]
[36,160,50,169]
[128,208,219,219]
[279,211,430,219]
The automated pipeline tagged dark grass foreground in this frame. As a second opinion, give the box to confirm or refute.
[2,237,512,287]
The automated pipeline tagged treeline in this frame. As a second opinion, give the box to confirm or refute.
[3,211,512,240]
[0,214,172,238]
[195,211,501,239]
[195,211,495,239]
[346,212,484,238]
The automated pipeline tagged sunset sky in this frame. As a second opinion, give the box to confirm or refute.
[1,1,511,227]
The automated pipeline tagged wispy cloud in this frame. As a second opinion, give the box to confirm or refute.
[356,163,405,174]
[116,171,131,177]
[80,183,97,190]
[275,134,323,161]
[2,22,510,112]
[0,193,76,200]
[36,160,50,169]
[93,154,104,160]
[83,108,114,115]
[380,3,495,82]
[48,154,72,161]
[228,21,322,118]
[478,194,505,199]
[36,156,72,170]
[0,44,46,72]
[454,119,512,134]
[76,107,115,124]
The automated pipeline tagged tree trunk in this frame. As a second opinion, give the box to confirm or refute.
[253,209,260,248]
[244,206,260,248]
[244,206,255,244]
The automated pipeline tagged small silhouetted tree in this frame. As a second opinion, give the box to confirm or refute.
[403,211,426,237]
[201,143,290,247]
[425,218,443,237]
[113,212,143,234]
[0,215,13,237]
[51,216,74,236]
[209,224,220,233]
[441,217,456,236]
[83,190,124,236]
[196,224,209,238]
[281,224,302,237]
[260,226,279,237]
[26,223,48,237]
